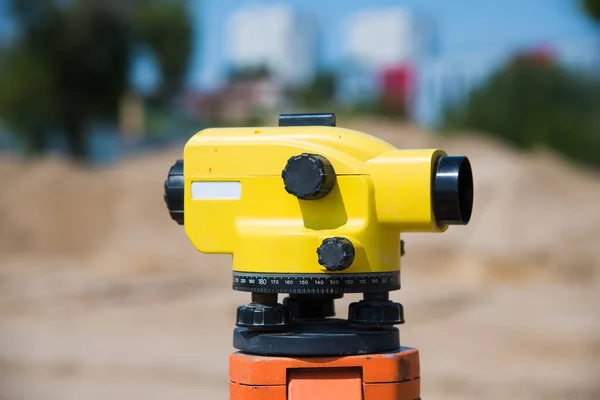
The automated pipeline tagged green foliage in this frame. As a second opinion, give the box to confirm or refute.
[333,97,407,121]
[582,0,600,23]
[0,0,192,161]
[134,0,193,106]
[228,65,271,82]
[442,55,600,169]
[376,95,409,120]
[242,110,269,127]
[0,45,59,153]
[292,72,337,108]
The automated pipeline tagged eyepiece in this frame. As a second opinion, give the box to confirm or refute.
[432,156,473,225]
[164,159,184,225]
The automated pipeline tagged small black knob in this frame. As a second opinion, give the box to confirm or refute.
[348,300,404,326]
[236,303,291,331]
[317,237,355,271]
[164,159,184,225]
[282,153,335,200]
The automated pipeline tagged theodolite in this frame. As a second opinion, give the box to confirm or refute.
[163,113,473,400]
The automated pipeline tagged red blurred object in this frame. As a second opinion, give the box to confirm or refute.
[378,64,415,118]
[381,64,415,101]
[528,44,556,65]
[511,44,557,67]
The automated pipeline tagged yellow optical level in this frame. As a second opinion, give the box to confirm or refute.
[164,113,473,295]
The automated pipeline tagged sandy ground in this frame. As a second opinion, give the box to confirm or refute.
[0,119,599,399]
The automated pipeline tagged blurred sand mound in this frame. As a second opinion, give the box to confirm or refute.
[0,120,599,400]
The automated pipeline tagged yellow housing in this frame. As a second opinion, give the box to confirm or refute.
[181,125,449,275]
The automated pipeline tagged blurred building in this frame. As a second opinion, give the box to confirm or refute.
[413,51,506,126]
[337,7,437,117]
[225,4,317,87]
[343,8,436,69]
[335,62,380,106]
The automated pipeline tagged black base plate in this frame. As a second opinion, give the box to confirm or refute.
[233,319,399,356]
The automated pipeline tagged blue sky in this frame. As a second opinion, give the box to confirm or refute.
[181,0,598,91]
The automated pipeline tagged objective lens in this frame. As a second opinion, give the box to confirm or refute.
[432,156,473,225]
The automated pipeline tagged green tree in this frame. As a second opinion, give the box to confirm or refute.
[582,0,600,23]
[228,64,271,82]
[442,54,600,169]
[0,0,192,161]
[292,72,337,108]
[134,0,193,107]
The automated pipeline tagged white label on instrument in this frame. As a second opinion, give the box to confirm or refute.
[191,181,241,200]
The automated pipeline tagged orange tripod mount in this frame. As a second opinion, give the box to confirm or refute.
[229,345,421,400]
[162,113,473,400]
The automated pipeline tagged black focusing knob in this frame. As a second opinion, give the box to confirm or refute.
[282,153,335,200]
[164,159,184,225]
[317,237,355,271]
